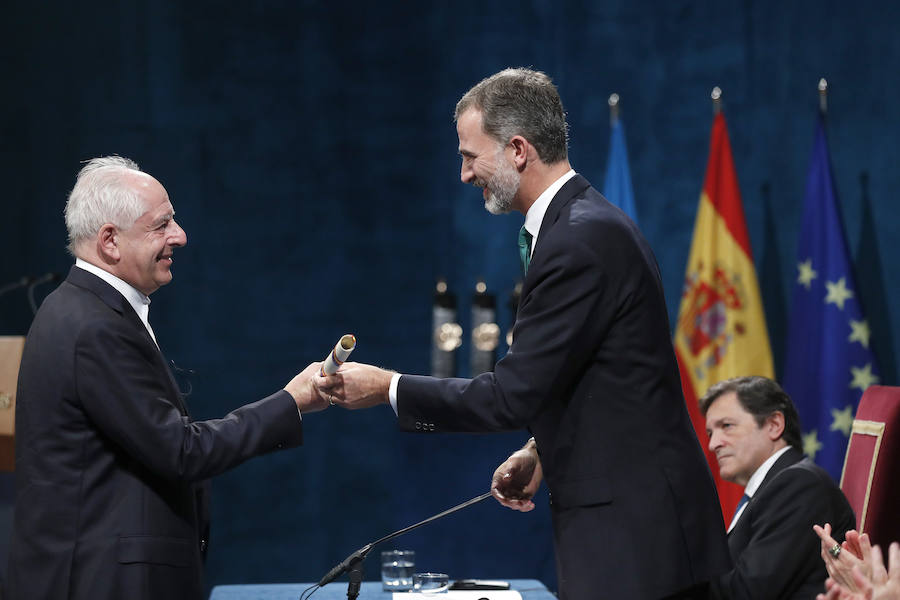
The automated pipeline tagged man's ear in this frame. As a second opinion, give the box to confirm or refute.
[766,411,786,441]
[509,135,530,170]
[97,224,120,263]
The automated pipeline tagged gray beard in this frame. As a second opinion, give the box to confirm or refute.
[483,154,520,215]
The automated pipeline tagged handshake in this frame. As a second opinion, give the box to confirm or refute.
[281,335,394,414]
[279,337,544,514]
[283,360,395,414]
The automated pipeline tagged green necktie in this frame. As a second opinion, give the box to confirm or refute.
[518,226,533,274]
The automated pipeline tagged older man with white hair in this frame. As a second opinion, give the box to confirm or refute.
[6,156,327,600]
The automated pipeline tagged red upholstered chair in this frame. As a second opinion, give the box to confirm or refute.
[840,385,900,548]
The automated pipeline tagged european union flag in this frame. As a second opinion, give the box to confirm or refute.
[782,113,880,481]
[603,118,638,223]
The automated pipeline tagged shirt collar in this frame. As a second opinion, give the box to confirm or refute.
[522,169,577,252]
[743,445,792,498]
[74,258,151,316]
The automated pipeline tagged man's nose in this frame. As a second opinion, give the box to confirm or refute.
[170,220,187,247]
[460,161,474,184]
[707,430,720,452]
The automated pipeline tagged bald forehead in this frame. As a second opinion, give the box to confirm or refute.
[121,169,160,191]
[123,171,172,221]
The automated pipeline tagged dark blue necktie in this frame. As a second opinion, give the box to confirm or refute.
[730,493,750,527]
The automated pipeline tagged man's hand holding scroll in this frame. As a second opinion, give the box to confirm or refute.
[284,362,331,413]
[314,362,392,410]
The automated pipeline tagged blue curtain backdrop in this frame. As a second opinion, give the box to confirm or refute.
[2,1,899,595]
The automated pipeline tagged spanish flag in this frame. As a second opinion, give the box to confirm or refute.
[674,111,775,522]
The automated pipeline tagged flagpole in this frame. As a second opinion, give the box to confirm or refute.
[608,93,620,125]
[711,86,722,115]
[818,78,828,116]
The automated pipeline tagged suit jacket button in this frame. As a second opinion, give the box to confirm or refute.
[200,538,208,552]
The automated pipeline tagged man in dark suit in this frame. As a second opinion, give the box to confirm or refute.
[315,68,730,599]
[6,156,328,600]
[701,376,856,599]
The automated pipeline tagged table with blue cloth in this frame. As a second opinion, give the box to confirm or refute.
[209,579,555,600]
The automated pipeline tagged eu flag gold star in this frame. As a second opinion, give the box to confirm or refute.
[830,405,855,437]
[825,278,854,310]
[797,259,818,290]
[850,363,879,392]
[848,320,871,348]
[803,430,823,459]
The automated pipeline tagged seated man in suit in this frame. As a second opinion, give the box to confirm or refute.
[7,156,328,600]
[701,375,856,599]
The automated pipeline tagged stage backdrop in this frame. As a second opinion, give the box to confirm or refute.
[1,1,898,594]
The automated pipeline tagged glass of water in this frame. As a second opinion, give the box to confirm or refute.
[413,572,450,593]
[381,550,415,591]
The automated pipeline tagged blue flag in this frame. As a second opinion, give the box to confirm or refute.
[782,114,880,481]
[603,118,638,223]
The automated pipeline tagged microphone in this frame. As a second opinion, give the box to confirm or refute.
[315,491,493,599]
[0,276,33,299]
[27,273,61,314]
[29,272,60,285]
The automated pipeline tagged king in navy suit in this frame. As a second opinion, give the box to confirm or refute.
[316,68,731,599]
[6,156,328,600]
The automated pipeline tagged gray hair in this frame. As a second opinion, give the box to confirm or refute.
[64,156,146,256]
[454,67,569,164]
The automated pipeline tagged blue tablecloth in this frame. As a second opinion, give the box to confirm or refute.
[209,579,554,600]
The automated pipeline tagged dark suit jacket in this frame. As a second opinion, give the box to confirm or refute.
[399,175,731,599]
[711,447,856,600]
[6,266,304,600]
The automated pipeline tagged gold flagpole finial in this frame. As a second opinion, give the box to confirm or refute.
[608,93,620,124]
[711,86,723,115]
[818,78,828,115]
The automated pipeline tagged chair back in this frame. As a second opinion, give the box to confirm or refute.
[840,385,900,548]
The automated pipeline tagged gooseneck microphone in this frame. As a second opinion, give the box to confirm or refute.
[0,273,61,314]
[0,276,33,298]
[310,491,493,600]
[27,273,61,314]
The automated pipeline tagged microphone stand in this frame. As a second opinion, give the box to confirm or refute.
[26,273,60,314]
[316,491,493,600]
[0,276,32,298]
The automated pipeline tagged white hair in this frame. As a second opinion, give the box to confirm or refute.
[64,156,146,256]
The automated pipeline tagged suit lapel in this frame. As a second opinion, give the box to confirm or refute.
[66,266,189,415]
[515,175,592,326]
[534,173,591,248]
[727,447,805,552]
[751,447,805,499]
[522,174,591,294]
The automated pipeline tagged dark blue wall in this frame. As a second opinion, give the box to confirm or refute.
[2,1,899,595]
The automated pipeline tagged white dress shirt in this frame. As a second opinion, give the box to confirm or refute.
[75,258,158,347]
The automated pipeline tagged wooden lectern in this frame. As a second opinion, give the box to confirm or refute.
[0,336,25,471]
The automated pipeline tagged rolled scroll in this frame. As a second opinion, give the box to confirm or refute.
[320,334,357,376]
